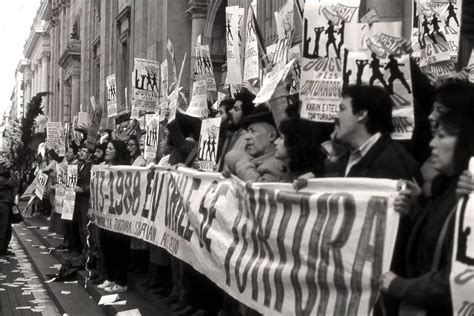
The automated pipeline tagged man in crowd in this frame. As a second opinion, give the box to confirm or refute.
[75,144,94,261]
[331,85,421,315]
[0,158,18,256]
[226,106,285,182]
[218,89,256,171]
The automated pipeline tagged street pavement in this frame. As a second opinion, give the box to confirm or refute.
[0,233,60,315]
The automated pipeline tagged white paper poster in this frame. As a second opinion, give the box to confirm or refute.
[196,118,221,172]
[132,58,161,112]
[243,7,259,82]
[144,113,160,160]
[194,44,217,92]
[225,6,243,85]
[186,79,209,118]
[106,74,118,118]
[62,164,78,221]
[300,0,360,122]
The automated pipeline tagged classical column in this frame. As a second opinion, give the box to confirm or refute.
[63,78,71,123]
[70,73,80,118]
[41,52,51,117]
[24,80,31,107]
[187,0,209,80]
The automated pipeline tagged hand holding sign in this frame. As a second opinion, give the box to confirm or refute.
[456,170,474,199]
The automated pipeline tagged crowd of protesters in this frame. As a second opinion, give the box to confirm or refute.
[1,50,473,316]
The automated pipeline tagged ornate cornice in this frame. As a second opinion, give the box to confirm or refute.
[186,0,208,19]
[58,39,81,80]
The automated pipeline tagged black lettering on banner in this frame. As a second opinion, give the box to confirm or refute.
[114,171,125,215]
[98,171,106,213]
[348,196,387,314]
[251,188,278,308]
[123,172,133,214]
[108,171,115,214]
[141,171,156,218]
[131,171,141,216]
[198,181,224,252]
[272,191,295,312]
[316,193,355,316]
[224,185,245,285]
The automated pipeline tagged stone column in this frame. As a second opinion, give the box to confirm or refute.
[70,73,80,118]
[41,52,51,117]
[187,0,208,80]
[63,78,71,123]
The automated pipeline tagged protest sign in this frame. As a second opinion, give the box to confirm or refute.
[132,58,161,112]
[35,171,49,200]
[243,7,260,81]
[85,96,103,150]
[106,74,118,118]
[195,118,221,172]
[225,6,243,85]
[167,39,178,84]
[253,59,295,105]
[272,0,294,70]
[62,165,78,220]
[194,43,217,92]
[90,165,399,315]
[168,52,187,123]
[450,158,474,316]
[342,22,414,139]
[300,0,360,122]
[360,8,380,24]
[144,114,160,160]
[54,162,68,213]
[46,122,65,156]
[289,45,301,93]
[186,79,209,118]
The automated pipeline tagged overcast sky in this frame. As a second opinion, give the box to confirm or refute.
[0,1,40,118]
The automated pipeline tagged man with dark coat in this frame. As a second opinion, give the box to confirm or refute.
[332,85,421,315]
[74,144,93,260]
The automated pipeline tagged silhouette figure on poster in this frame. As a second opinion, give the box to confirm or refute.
[446,0,459,28]
[421,15,437,47]
[369,53,388,89]
[205,136,212,161]
[355,59,369,86]
[140,74,147,89]
[385,55,412,94]
[342,49,351,91]
[226,17,233,41]
[200,139,208,160]
[209,137,216,162]
[312,27,325,58]
[151,74,159,92]
[337,21,345,58]
[431,14,447,42]
[146,74,154,91]
[325,20,339,58]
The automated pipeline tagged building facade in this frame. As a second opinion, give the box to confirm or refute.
[17,0,474,128]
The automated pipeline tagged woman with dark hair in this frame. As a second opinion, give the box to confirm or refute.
[275,118,327,181]
[97,140,131,293]
[381,110,474,315]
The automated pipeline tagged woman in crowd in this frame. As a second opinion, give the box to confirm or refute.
[275,118,327,181]
[381,110,474,315]
[97,140,131,293]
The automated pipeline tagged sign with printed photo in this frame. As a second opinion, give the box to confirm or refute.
[196,118,221,172]
[106,74,118,118]
[132,58,161,112]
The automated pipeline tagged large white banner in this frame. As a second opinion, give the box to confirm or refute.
[450,159,474,315]
[90,166,400,315]
[300,0,360,122]
[132,58,161,112]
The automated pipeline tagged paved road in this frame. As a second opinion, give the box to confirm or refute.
[0,232,60,316]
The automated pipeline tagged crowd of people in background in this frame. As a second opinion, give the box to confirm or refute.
[0,51,473,316]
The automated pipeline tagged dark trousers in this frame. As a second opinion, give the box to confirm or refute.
[100,229,131,286]
[66,207,82,253]
[75,196,90,256]
[0,203,12,253]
